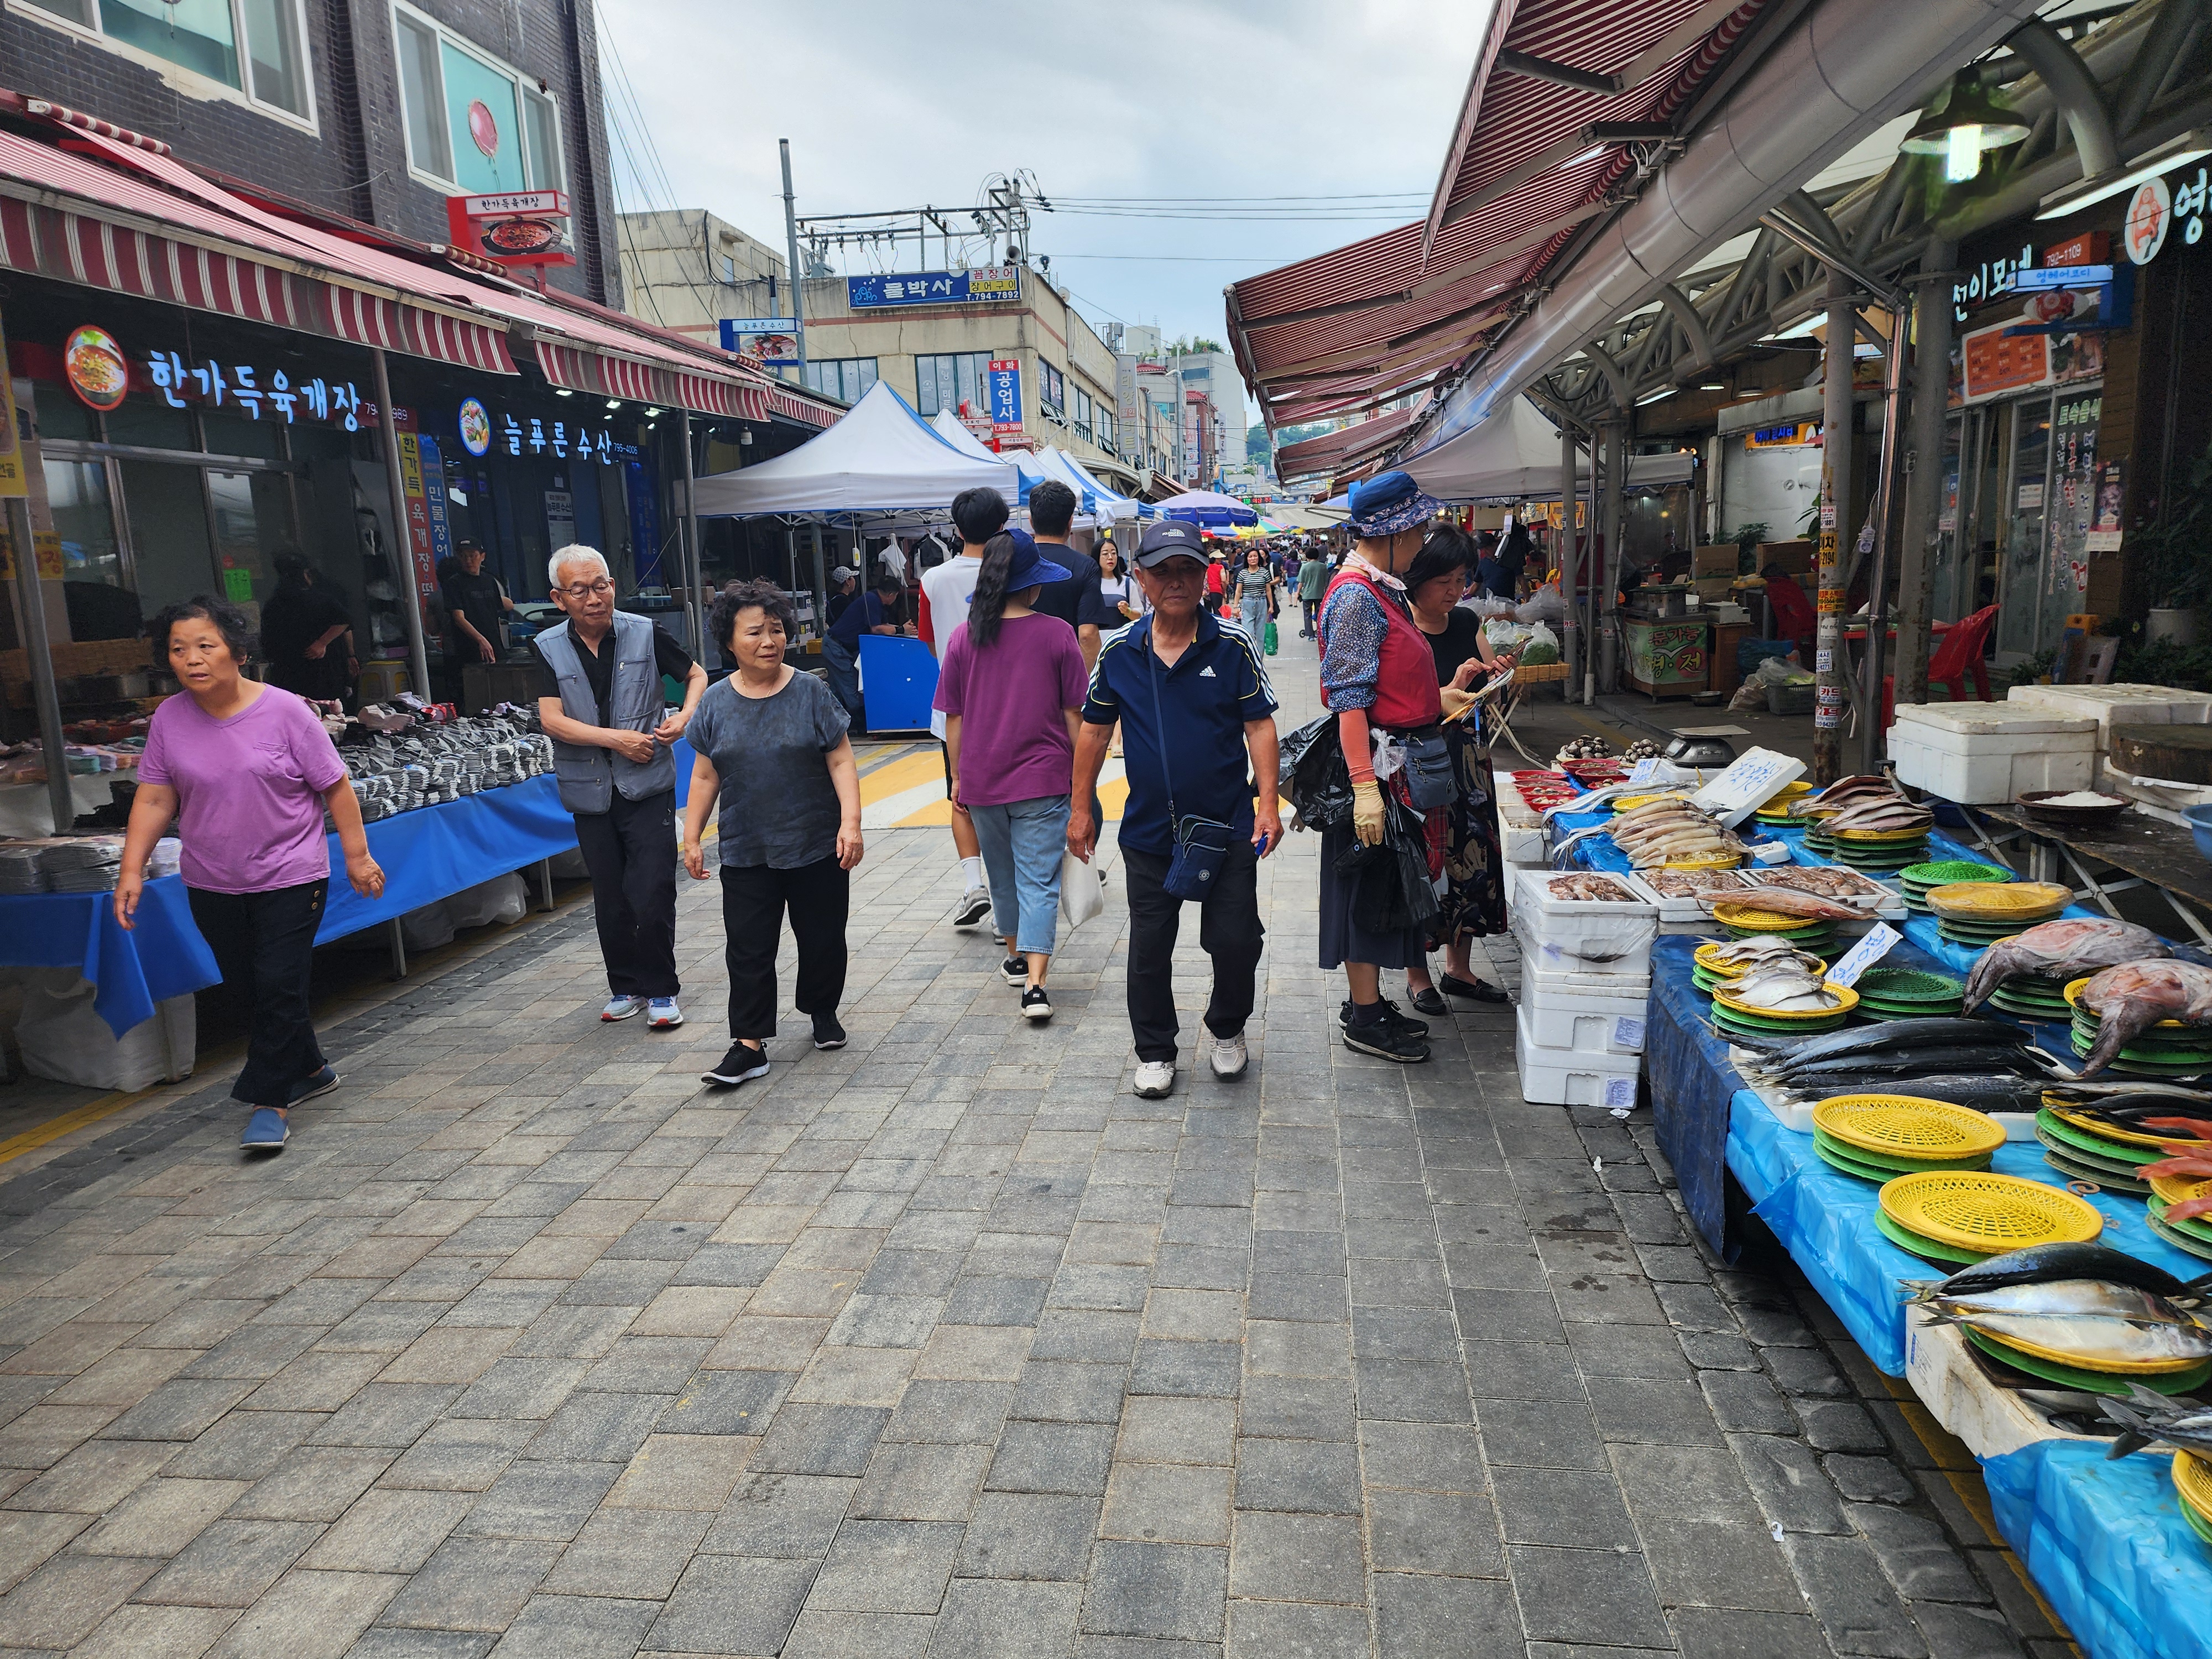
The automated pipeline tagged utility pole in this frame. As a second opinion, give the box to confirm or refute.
[780,140,807,379]
[1814,271,1855,785]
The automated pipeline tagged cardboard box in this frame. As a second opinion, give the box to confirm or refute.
[1693,576,1735,603]
[1693,544,1741,578]
[1758,540,1814,574]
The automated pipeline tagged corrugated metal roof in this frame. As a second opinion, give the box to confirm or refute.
[1229,0,1771,434]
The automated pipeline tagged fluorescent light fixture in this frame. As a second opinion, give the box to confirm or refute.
[1945,123,1981,184]
[553,387,572,397]
[2037,129,2212,220]
[1635,387,1677,406]
[605,399,622,410]
[644,407,663,418]
[1699,382,1724,391]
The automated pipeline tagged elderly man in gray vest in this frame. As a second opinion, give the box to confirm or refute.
[534,545,707,1027]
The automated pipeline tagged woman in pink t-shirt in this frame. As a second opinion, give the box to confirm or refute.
[933,530,1087,1023]
[116,598,384,1152]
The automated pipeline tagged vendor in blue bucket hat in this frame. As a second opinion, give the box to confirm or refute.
[1317,469,1457,1065]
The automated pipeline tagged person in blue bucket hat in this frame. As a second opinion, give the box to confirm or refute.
[1317,469,1462,1063]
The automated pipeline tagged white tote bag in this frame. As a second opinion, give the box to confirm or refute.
[1059,847,1105,929]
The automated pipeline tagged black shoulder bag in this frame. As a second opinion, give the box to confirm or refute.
[1147,632,1234,901]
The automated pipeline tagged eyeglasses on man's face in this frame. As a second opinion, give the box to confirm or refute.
[557,578,614,599]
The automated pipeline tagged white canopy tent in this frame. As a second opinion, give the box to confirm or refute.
[1402,395,1692,503]
[694,380,1019,526]
[1049,450,1152,523]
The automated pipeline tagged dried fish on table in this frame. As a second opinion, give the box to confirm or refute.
[1644,868,1751,898]
[1753,867,1886,901]
[1728,967,1842,1011]
[1698,888,1866,922]
[1545,874,1637,903]
[1705,937,1824,971]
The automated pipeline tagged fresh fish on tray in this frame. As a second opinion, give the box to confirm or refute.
[1729,967,1842,1012]
[1545,874,1637,903]
[1645,868,1751,898]
[1918,1292,2212,1370]
[1752,867,1888,902]
[1962,917,2171,1013]
[1910,1242,2209,1302]
[2100,1385,2212,1459]
[2077,960,2212,1077]
[1698,888,1866,922]
[1705,937,1824,972]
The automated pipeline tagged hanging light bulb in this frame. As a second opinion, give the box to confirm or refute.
[1945,122,1982,183]
[1901,70,2028,185]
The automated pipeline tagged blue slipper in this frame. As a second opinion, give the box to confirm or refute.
[241,1108,290,1151]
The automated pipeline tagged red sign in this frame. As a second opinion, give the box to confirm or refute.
[2043,231,2109,268]
[445,190,575,270]
[1961,319,2051,403]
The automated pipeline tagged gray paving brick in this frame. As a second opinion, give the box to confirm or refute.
[1507,1544,1671,1649]
[650,1554,818,1654]
[749,1404,889,1476]
[933,1579,1081,1658]
[807,1518,962,1613]
[698,1472,855,1558]
[987,1420,1115,1495]
[1082,1541,1228,1641]
[655,1368,795,1435]
[851,1440,991,1521]
[1227,1510,1364,1604]
[1372,1571,1520,1658]
[135,1517,320,1607]
[1232,1439,1358,1515]
[957,1492,1100,1581]
[1128,1340,1240,1399]
[457,1458,620,1541]
[485,1593,660,1657]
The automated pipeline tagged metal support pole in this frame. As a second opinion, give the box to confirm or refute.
[370,348,432,701]
[1856,301,1912,775]
[780,140,807,378]
[1584,419,1599,703]
[1599,421,1627,695]
[808,522,828,644]
[1894,244,1957,711]
[6,497,70,834]
[1813,273,1855,785]
[679,410,704,660]
[1559,418,1579,701]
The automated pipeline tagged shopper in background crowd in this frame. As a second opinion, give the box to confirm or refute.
[535,544,706,1031]
[1297,544,1328,640]
[1096,539,1144,624]
[1234,545,1277,640]
[260,550,356,706]
[936,530,1087,1022]
[1025,479,1111,672]
[682,580,862,1088]
[1398,528,1514,1014]
[116,597,384,1151]
[825,565,860,628]
[1204,553,1227,615]
[1319,471,1457,1064]
[821,570,904,728]
[920,486,1013,931]
[1493,520,1533,599]
[1071,519,1280,1098]
[442,539,512,669]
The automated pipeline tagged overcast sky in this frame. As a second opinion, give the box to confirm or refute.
[594,0,1498,418]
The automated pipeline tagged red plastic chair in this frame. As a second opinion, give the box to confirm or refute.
[1883,603,1997,728]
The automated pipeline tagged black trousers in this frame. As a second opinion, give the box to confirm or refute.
[722,859,849,1039]
[575,788,681,999]
[1122,842,1264,1064]
[188,880,328,1108]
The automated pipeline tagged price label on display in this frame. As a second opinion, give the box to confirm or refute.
[1826,923,1901,988]
[1613,1016,1645,1050]
[1603,1077,1637,1111]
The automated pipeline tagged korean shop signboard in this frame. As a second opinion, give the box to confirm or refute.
[847,267,1021,309]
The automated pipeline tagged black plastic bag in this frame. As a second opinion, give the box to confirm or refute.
[1343,804,1440,935]
[1280,714,1352,830]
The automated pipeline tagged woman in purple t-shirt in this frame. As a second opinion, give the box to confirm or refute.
[116,598,384,1153]
[934,530,1088,1023]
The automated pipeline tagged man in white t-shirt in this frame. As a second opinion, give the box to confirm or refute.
[917,486,1011,927]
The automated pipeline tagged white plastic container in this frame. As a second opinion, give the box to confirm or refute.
[1514,1003,1644,1107]
[1887,703,2096,804]
[1621,867,1758,924]
[1521,953,1650,999]
[1904,1317,2098,1459]
[1510,867,1658,977]
[2006,682,2212,738]
[1521,974,1650,1053]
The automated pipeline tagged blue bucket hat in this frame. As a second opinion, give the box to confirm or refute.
[1001,528,1070,592]
[1346,469,1444,538]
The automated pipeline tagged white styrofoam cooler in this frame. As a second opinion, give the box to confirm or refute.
[1904,1317,2098,1459]
[1514,1003,1642,1108]
[1887,703,2096,804]
[1509,867,1658,978]
[1521,971,1650,1054]
[2006,682,2212,738]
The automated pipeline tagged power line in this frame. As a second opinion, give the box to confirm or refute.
[1048,191,1428,204]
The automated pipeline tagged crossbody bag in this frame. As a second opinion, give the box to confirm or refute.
[1147,633,1235,901]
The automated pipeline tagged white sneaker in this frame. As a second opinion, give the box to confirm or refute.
[601,995,645,1021]
[646,998,684,1029]
[1207,1031,1248,1078]
[1133,1060,1177,1098]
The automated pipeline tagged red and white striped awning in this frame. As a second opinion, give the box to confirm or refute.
[0,130,516,373]
[1228,0,1772,432]
[533,342,771,421]
[768,387,836,429]
[1275,409,1417,482]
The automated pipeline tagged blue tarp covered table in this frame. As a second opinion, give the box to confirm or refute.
[0,774,579,1040]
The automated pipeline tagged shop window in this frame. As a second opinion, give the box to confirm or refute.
[913,352,991,419]
[801,358,878,404]
[1039,362,1065,419]
[17,0,315,123]
[1073,388,1092,444]
[392,2,564,196]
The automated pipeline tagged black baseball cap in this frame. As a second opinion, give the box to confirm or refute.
[1135,520,1207,567]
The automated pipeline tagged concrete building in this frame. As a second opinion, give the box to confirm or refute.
[1162,346,1245,478]
[3,0,624,307]
[617,208,791,345]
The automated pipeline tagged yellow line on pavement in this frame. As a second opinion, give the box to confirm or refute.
[0,1089,147,1165]
[859,752,947,805]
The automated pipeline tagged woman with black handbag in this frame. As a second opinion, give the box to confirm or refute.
[1316,472,1479,1062]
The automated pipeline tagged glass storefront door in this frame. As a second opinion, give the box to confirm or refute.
[1994,397,2052,661]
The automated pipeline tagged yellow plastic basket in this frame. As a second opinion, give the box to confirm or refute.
[2178,1451,2212,1524]
[1877,1171,2103,1253]
[1813,1097,2005,1161]
[1663,852,1745,872]
[1711,902,1831,933]
[2045,1103,2188,1150]
[1972,1326,2210,1376]
[1713,982,1859,1021]
[1927,880,2071,919]
[2148,1172,2212,1209]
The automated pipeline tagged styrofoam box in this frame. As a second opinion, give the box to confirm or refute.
[1522,954,1650,999]
[1887,705,2096,805]
[1904,1316,2097,1459]
[2007,682,2212,738]
[1621,867,1760,924]
[1522,977,1650,1053]
[1510,867,1657,977]
[1514,1003,1643,1108]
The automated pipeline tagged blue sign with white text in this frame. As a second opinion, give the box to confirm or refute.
[988,362,1021,429]
[847,267,1022,309]
[718,319,796,348]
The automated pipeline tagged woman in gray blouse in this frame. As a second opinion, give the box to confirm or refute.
[681,580,863,1089]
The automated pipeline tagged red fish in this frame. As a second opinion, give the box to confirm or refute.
[2144,1118,2212,1141]
[2140,1154,2212,1180]
[2078,961,2212,1078]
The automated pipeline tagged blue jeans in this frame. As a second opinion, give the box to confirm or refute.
[969,794,1071,956]
[821,635,862,726]
[1239,597,1266,636]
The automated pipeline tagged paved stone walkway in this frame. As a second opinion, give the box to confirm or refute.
[0,637,2070,1657]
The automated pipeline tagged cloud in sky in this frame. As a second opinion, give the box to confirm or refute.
[593,0,1496,410]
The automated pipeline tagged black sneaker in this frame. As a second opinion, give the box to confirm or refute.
[1338,996,1428,1037]
[1020,985,1053,1022]
[1408,987,1449,1017]
[702,1042,770,1087]
[1439,973,1511,1004]
[1342,1018,1432,1063]
[1000,955,1029,987]
[812,1016,847,1051]
[953,888,993,927]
